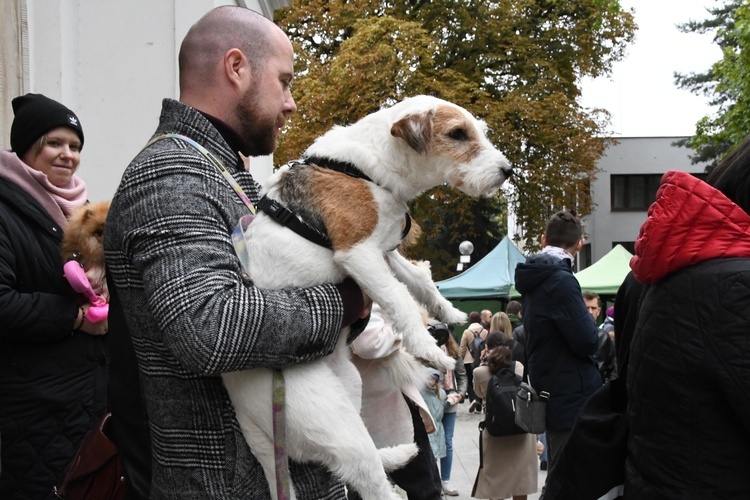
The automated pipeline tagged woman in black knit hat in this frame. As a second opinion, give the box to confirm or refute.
[0,93,108,499]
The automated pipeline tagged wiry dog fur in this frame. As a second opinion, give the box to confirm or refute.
[61,200,111,298]
[223,95,512,499]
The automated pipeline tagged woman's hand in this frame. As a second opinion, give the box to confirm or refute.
[78,303,109,336]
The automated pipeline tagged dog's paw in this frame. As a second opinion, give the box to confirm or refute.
[440,307,468,325]
[418,347,455,372]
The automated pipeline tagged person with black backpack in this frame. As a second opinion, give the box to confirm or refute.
[471,332,538,500]
[458,312,487,414]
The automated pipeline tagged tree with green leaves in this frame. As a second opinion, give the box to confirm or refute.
[275,1,635,278]
[676,0,749,169]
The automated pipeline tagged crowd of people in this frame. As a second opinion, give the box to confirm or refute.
[2,4,749,500]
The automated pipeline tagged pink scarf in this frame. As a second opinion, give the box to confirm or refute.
[0,150,87,229]
[441,345,454,391]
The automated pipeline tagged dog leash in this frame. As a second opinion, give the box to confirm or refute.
[143,133,291,500]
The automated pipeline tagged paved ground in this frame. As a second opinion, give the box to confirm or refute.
[440,402,546,499]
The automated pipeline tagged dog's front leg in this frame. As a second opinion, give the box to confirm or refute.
[334,244,453,371]
[386,250,468,325]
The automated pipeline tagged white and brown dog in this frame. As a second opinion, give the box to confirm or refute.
[223,95,512,499]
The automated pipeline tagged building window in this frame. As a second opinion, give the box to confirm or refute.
[577,243,592,272]
[611,174,662,211]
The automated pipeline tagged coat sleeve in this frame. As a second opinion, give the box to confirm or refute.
[553,274,600,358]
[350,304,402,360]
[458,328,471,360]
[452,353,468,396]
[0,217,79,342]
[712,271,750,433]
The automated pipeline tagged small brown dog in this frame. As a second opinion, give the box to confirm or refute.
[61,201,110,298]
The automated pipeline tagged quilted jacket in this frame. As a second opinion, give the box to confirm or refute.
[0,167,107,500]
[514,253,601,431]
[626,170,750,498]
[103,99,349,499]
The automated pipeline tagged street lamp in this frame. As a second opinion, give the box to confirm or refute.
[456,240,474,272]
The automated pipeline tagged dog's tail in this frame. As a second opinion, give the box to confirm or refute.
[378,443,419,472]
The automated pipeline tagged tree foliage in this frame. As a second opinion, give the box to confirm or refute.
[275,0,635,276]
[676,0,750,169]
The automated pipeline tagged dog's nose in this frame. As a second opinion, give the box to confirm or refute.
[501,164,513,179]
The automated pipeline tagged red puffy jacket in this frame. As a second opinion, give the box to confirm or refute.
[631,170,750,283]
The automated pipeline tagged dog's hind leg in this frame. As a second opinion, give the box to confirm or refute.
[282,362,411,500]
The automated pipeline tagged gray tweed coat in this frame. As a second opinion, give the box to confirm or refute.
[104,99,347,499]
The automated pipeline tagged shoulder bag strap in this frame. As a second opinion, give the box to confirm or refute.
[144,133,257,215]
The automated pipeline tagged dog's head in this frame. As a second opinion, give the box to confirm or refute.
[387,95,512,197]
[61,200,111,270]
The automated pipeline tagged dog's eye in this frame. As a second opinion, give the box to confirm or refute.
[448,128,468,141]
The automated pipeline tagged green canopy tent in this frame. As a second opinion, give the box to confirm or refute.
[574,244,633,296]
[508,244,634,299]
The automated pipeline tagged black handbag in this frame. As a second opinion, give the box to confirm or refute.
[55,412,127,500]
[515,349,567,434]
[514,381,547,434]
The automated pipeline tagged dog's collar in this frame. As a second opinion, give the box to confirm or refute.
[304,156,374,184]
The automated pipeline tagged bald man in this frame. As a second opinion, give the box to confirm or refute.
[104,7,368,499]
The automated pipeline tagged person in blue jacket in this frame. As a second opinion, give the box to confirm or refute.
[513,210,601,488]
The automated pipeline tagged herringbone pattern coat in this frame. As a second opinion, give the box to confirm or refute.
[104,99,347,499]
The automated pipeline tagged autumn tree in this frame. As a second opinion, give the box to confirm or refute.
[676,0,750,169]
[275,1,635,278]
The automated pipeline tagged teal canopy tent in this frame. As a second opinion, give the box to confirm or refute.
[436,236,526,299]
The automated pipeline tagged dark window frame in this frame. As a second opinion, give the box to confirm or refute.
[610,174,663,211]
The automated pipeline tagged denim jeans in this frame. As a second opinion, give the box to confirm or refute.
[440,411,457,481]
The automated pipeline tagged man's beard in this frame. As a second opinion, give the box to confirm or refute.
[236,90,278,156]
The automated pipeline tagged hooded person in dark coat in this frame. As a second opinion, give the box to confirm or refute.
[513,210,600,486]
[625,135,750,498]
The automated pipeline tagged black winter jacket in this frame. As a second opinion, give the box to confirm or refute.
[514,253,601,430]
[0,175,107,500]
[626,171,750,498]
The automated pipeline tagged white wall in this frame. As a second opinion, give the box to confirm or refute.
[3,0,278,202]
[585,136,708,262]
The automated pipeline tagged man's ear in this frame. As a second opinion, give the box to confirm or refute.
[541,234,547,247]
[224,48,249,90]
[573,238,584,254]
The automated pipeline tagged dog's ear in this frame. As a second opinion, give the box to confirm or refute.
[390,110,434,155]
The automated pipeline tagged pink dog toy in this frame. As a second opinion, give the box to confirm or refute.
[63,259,108,323]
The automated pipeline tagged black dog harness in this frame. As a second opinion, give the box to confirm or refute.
[258,157,411,250]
